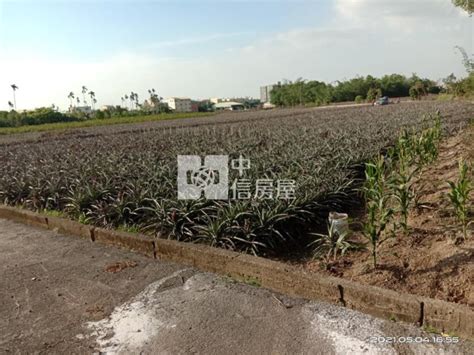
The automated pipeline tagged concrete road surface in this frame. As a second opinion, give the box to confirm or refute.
[0,218,472,354]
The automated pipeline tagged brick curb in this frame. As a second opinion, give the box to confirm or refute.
[0,204,472,339]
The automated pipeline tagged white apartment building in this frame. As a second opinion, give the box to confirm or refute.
[164,97,192,112]
[260,85,274,103]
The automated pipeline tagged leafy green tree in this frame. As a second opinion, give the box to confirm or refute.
[305,80,331,105]
[270,73,440,107]
[452,0,473,15]
[380,74,409,97]
[95,110,105,119]
[409,82,425,100]
[367,87,382,101]
[443,73,457,93]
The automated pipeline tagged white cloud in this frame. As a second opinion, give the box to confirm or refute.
[0,0,472,111]
[335,0,468,24]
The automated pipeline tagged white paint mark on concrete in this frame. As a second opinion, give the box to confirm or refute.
[305,305,396,355]
[305,304,457,355]
[86,269,193,354]
[312,315,395,355]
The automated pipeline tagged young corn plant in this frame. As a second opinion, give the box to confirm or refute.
[392,128,417,164]
[447,159,472,241]
[388,114,442,228]
[389,143,418,233]
[362,156,394,269]
[414,112,442,166]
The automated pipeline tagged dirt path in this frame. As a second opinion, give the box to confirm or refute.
[1,219,472,354]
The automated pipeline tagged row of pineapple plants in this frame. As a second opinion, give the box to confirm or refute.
[0,102,471,257]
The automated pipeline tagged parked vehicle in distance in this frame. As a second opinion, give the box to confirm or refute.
[374,96,389,106]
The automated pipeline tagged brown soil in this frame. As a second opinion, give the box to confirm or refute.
[303,124,474,307]
[104,260,138,273]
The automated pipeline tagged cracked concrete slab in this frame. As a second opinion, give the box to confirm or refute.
[0,218,472,354]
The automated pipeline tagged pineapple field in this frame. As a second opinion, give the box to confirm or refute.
[0,102,470,251]
[1,100,473,303]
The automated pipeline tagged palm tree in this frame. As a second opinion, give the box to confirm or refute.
[10,84,18,110]
[68,92,75,107]
[148,88,161,112]
[76,97,80,105]
[88,91,96,110]
[7,101,14,110]
[81,86,88,105]
[148,88,156,98]
[124,94,129,110]
[129,92,135,110]
[121,96,125,108]
[134,93,139,109]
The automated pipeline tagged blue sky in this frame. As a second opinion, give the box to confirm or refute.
[0,1,332,58]
[0,0,472,110]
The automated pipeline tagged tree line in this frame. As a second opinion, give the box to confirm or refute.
[0,107,77,128]
[269,74,442,107]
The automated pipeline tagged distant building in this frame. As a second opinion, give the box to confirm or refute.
[211,97,255,104]
[142,100,169,113]
[100,105,115,111]
[190,100,201,112]
[260,85,274,103]
[214,101,245,111]
[164,97,193,112]
[70,106,92,114]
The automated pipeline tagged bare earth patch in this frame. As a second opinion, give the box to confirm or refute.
[304,124,474,307]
